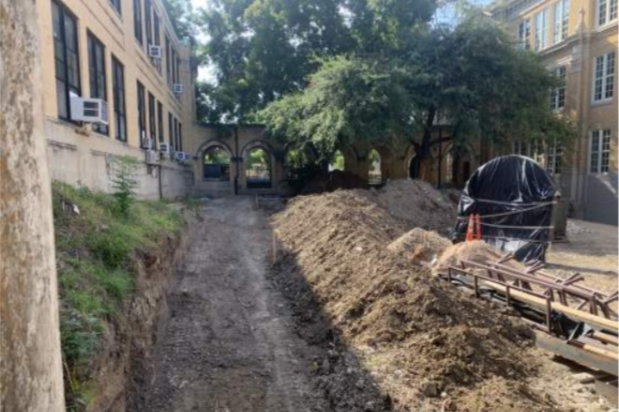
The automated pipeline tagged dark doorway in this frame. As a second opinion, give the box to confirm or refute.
[203,146,231,181]
[409,156,420,179]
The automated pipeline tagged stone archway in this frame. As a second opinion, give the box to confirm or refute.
[241,140,275,190]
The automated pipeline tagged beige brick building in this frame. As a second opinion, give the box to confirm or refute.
[492,0,618,224]
[36,0,196,199]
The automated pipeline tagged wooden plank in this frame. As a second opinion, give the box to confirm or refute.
[534,331,618,376]
[485,280,618,333]
[592,331,619,346]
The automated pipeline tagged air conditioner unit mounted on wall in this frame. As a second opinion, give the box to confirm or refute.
[149,45,162,59]
[145,150,160,165]
[159,143,170,155]
[70,95,108,125]
[173,83,183,94]
[175,151,189,162]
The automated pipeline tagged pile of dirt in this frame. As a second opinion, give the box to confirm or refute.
[433,241,524,277]
[387,228,451,266]
[272,190,558,411]
[373,180,457,233]
[301,170,367,194]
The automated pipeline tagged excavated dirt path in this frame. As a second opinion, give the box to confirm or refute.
[139,197,329,412]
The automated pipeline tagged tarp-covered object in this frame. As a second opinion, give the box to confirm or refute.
[453,155,557,262]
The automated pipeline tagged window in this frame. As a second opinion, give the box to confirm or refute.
[598,0,618,26]
[178,122,183,151]
[133,0,143,44]
[165,35,172,84]
[137,82,147,148]
[52,0,81,120]
[168,112,175,151]
[157,101,164,143]
[87,32,108,135]
[513,140,529,156]
[148,92,157,149]
[144,0,153,47]
[593,52,615,102]
[518,18,531,49]
[535,9,548,51]
[173,117,179,151]
[547,142,563,175]
[112,57,127,142]
[553,0,569,44]
[153,11,161,71]
[590,129,612,173]
[110,0,121,15]
[550,66,567,110]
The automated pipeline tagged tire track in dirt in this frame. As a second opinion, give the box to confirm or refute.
[138,197,329,412]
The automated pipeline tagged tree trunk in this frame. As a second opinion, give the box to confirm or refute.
[0,1,66,411]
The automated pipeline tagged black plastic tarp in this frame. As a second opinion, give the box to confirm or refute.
[453,155,557,263]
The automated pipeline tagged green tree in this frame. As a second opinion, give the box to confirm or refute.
[258,12,575,168]
[196,0,437,122]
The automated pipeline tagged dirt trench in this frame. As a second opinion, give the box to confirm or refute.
[135,197,330,412]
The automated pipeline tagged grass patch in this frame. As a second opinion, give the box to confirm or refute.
[52,182,182,410]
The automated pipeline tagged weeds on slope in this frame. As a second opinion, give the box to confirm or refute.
[52,181,182,410]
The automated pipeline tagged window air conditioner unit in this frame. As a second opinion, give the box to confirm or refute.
[145,150,160,165]
[149,45,162,59]
[70,95,108,125]
[159,143,170,155]
[143,136,153,150]
[173,83,183,94]
[175,151,188,162]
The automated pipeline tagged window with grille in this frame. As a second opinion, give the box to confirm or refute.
[547,142,563,175]
[88,32,109,135]
[550,66,567,110]
[535,9,548,51]
[518,19,531,49]
[593,52,615,102]
[112,56,127,142]
[553,0,570,44]
[52,0,81,121]
[590,129,612,173]
[598,0,618,26]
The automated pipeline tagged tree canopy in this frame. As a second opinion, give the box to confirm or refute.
[196,0,575,164]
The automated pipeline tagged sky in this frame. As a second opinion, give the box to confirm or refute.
[189,0,495,82]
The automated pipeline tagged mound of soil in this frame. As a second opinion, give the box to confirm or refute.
[301,170,367,194]
[374,180,457,233]
[272,190,558,411]
[387,228,452,266]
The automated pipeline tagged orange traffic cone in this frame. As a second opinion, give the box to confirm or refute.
[476,214,482,240]
[465,214,475,242]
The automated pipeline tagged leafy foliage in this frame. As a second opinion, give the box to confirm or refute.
[52,182,182,411]
[196,0,437,122]
[257,12,576,161]
[111,155,140,218]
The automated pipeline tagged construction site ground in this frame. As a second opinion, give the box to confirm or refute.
[137,182,616,412]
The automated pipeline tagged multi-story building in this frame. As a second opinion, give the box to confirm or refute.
[492,0,618,225]
[36,0,195,199]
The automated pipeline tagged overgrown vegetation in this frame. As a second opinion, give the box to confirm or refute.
[52,181,182,411]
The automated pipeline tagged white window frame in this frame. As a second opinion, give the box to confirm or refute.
[589,129,612,174]
[535,8,549,51]
[518,18,531,49]
[592,52,616,103]
[597,0,618,27]
[550,66,567,110]
[547,140,563,175]
[553,0,570,44]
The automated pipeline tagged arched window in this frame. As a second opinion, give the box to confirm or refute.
[203,146,231,181]
[368,149,382,185]
[329,150,345,171]
[246,148,272,189]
